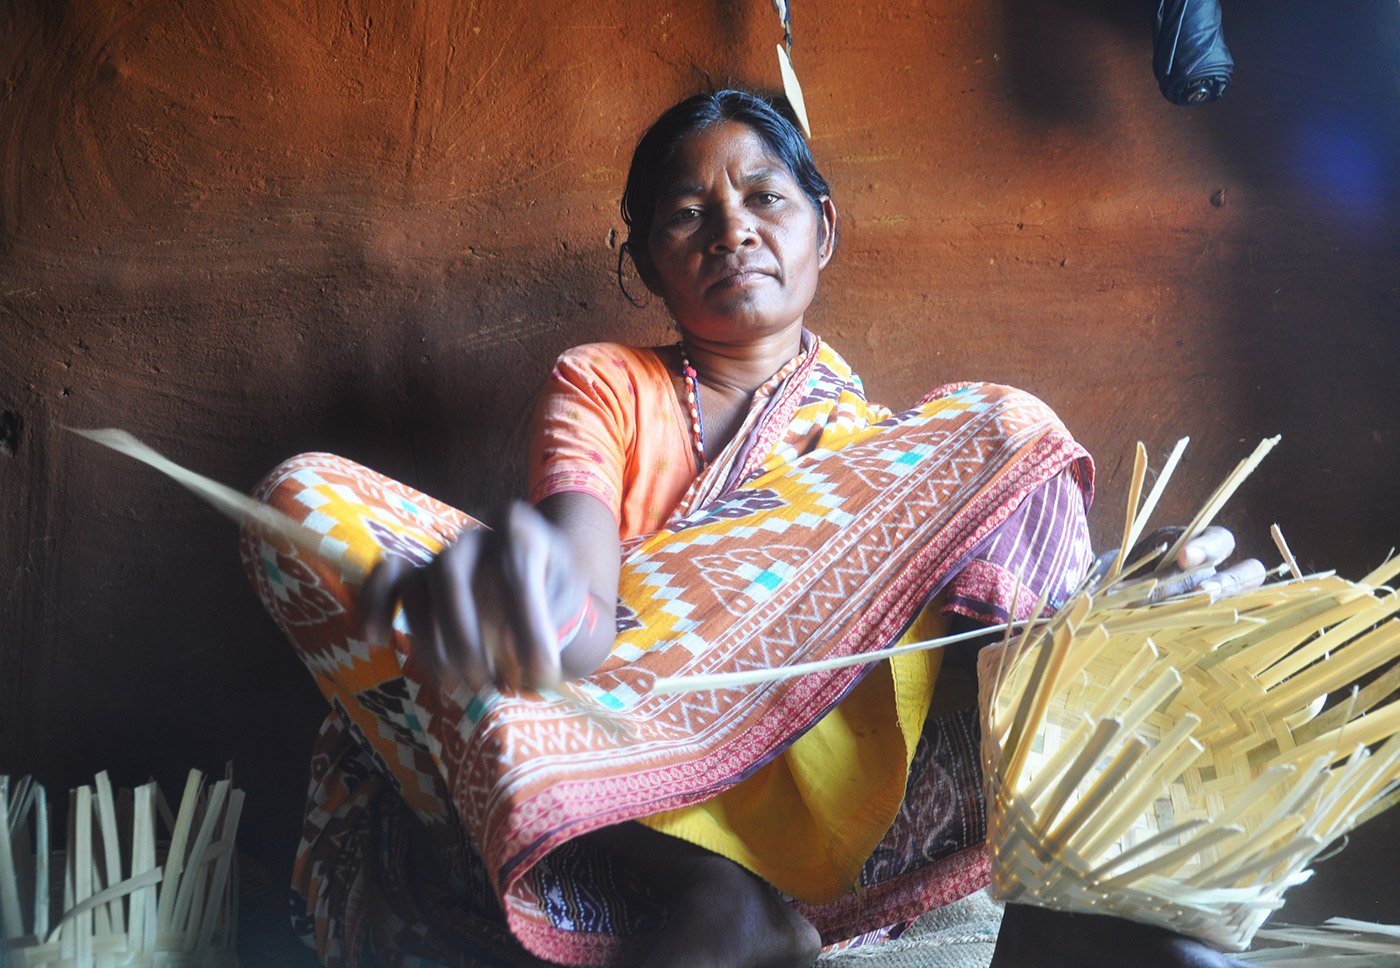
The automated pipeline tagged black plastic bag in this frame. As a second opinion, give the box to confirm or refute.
[1153,0,1234,105]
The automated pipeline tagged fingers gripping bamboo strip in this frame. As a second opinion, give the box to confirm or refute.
[0,770,242,968]
[980,438,1400,952]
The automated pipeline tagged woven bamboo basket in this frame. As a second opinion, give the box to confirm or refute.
[978,439,1400,952]
[0,769,242,968]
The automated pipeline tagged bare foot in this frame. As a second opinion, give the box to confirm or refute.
[991,903,1252,968]
[640,853,820,968]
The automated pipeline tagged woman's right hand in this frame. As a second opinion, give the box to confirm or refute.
[359,501,591,692]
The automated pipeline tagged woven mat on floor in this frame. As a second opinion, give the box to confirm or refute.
[819,890,1003,968]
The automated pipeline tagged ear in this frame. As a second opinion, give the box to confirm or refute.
[816,196,837,268]
[626,240,666,297]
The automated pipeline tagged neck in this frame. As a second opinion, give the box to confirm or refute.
[678,325,804,394]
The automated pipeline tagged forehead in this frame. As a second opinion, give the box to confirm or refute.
[659,121,794,194]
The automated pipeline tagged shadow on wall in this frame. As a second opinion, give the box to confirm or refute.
[1000,0,1145,126]
[998,0,1400,925]
[997,0,1400,569]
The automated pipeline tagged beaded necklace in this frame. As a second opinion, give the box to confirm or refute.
[678,343,707,471]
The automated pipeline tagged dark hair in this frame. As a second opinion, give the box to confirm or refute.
[618,90,832,298]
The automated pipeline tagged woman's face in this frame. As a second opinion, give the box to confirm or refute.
[643,121,835,347]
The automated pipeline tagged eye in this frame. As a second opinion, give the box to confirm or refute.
[669,206,702,222]
[753,191,782,205]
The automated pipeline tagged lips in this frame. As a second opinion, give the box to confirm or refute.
[707,265,773,292]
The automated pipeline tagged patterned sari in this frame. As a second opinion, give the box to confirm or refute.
[242,337,1093,966]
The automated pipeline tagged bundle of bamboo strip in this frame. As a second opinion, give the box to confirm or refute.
[977,439,1400,952]
[1240,919,1400,964]
[0,769,243,968]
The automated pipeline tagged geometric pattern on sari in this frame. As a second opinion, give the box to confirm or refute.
[245,377,1090,965]
[486,384,1085,964]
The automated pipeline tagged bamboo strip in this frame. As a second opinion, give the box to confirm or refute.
[61,793,73,962]
[1029,718,1123,830]
[1094,571,1162,609]
[93,772,125,936]
[1357,784,1400,827]
[1204,835,1322,890]
[650,619,1030,693]
[1162,436,1281,566]
[1021,715,1100,814]
[1360,554,1400,590]
[7,778,35,933]
[1124,436,1190,559]
[1283,701,1400,769]
[128,784,155,954]
[153,786,176,836]
[0,778,21,941]
[195,788,243,953]
[1041,737,1148,859]
[155,769,202,931]
[73,786,92,967]
[70,428,372,582]
[1210,764,1297,833]
[1317,919,1400,943]
[1256,596,1400,689]
[1071,719,1204,863]
[169,779,228,936]
[1097,824,1244,888]
[985,596,1025,739]
[1001,612,1072,793]
[1312,740,1400,838]
[1083,640,1161,724]
[1271,524,1304,582]
[34,785,48,942]
[1107,442,1148,586]
[1253,622,1400,719]
[1188,807,1309,891]
[1046,623,1110,706]
[1083,818,1207,881]
[997,588,1076,730]
[43,869,163,940]
[1106,666,1186,741]
[1232,591,1368,678]
[1297,664,1400,745]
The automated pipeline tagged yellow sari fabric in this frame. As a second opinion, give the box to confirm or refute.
[641,609,945,903]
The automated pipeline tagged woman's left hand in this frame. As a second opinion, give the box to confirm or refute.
[1133,524,1267,602]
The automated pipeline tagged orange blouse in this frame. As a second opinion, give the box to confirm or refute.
[527,342,698,539]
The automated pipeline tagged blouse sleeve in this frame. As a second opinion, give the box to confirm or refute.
[526,345,634,523]
[943,464,1094,625]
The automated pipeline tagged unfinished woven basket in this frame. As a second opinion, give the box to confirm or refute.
[978,440,1400,952]
[0,769,242,968]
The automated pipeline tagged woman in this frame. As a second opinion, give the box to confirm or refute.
[245,90,1260,967]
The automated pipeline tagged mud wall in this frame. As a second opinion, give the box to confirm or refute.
[3,0,1398,919]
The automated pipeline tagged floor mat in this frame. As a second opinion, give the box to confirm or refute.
[819,890,1003,968]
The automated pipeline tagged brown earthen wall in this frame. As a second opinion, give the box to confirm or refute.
[2,0,1397,923]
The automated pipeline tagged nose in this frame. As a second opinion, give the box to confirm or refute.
[706,204,758,254]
